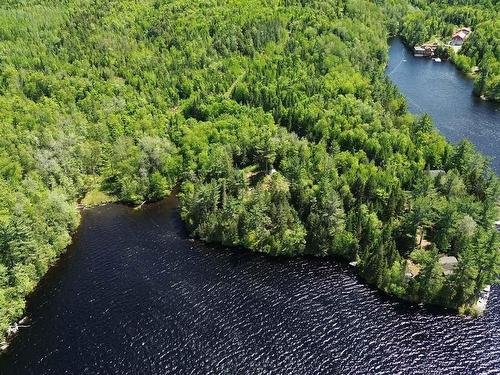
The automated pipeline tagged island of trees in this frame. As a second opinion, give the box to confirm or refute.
[0,0,499,341]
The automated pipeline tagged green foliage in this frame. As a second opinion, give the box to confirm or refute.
[400,0,500,101]
[0,0,498,338]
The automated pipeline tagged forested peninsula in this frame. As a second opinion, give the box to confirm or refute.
[0,0,499,340]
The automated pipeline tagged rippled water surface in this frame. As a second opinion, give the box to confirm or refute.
[1,38,500,375]
[0,197,499,374]
[387,38,500,173]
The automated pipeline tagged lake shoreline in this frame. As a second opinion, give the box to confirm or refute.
[1,197,498,373]
[395,37,498,103]
[3,35,498,349]
[2,188,489,356]
[386,37,500,173]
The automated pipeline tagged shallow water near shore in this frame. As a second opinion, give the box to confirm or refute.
[387,38,500,173]
[0,197,499,374]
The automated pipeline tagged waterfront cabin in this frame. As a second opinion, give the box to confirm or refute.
[414,46,425,56]
[439,256,458,276]
[414,43,437,57]
[450,27,471,46]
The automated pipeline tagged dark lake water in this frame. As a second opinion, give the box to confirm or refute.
[387,38,500,173]
[1,38,500,375]
[0,197,499,374]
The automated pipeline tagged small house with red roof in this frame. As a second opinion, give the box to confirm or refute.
[450,27,471,46]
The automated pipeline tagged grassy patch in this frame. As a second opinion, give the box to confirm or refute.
[459,304,481,317]
[80,189,116,207]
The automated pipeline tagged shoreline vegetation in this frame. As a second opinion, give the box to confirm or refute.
[400,38,484,91]
[77,177,117,208]
[0,0,499,344]
[395,38,481,89]
[398,0,499,102]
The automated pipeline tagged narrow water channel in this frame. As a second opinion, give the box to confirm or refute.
[387,38,500,172]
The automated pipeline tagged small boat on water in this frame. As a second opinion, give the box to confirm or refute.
[433,57,442,62]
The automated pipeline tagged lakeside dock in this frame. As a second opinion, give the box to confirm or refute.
[475,285,491,314]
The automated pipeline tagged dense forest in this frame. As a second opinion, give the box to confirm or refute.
[400,0,500,101]
[0,0,498,340]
